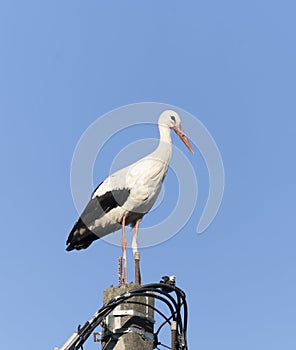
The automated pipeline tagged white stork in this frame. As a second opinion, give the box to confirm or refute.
[66,110,193,284]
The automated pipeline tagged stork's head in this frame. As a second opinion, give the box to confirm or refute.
[158,110,194,153]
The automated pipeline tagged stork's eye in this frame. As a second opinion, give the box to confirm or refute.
[171,116,176,122]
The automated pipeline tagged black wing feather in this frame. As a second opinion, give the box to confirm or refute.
[66,188,130,251]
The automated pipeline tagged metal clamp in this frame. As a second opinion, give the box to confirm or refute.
[112,309,155,324]
[101,325,154,342]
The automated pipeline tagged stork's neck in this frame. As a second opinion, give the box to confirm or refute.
[152,124,172,163]
[159,124,172,145]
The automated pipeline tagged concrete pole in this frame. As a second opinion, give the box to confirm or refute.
[101,283,155,350]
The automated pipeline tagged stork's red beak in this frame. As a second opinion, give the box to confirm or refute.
[173,125,194,153]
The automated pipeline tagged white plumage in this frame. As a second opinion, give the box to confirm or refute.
[66,110,193,283]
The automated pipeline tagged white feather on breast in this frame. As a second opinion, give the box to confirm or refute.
[124,157,168,213]
[90,143,171,222]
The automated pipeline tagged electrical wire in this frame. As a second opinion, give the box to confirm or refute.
[61,282,188,350]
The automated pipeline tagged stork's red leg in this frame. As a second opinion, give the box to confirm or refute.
[132,219,142,285]
[121,216,128,285]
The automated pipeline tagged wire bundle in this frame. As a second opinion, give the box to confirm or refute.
[65,282,188,350]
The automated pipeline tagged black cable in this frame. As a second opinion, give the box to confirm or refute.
[66,282,188,350]
[127,292,177,321]
[123,300,172,325]
[157,342,172,349]
[156,314,174,336]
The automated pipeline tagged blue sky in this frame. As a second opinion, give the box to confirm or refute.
[1,0,296,349]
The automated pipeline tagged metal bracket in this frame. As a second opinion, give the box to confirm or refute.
[93,332,101,343]
[112,309,155,324]
[127,325,154,341]
[101,325,154,342]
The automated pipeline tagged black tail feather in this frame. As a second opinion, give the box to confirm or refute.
[66,218,99,251]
